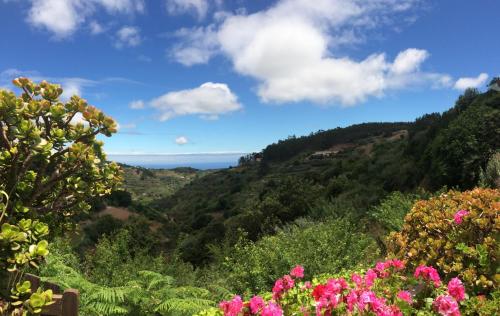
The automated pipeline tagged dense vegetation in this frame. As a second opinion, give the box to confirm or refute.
[142,88,499,265]
[0,79,498,315]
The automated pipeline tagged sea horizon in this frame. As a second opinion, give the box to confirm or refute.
[108,153,245,170]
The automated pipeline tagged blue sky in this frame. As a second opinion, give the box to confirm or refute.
[0,0,498,162]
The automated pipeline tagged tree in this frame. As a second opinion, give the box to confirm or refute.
[0,78,122,314]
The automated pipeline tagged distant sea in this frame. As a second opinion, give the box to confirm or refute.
[108,153,244,170]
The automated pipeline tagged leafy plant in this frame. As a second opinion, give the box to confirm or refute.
[40,249,214,316]
[387,188,499,294]
[0,78,121,315]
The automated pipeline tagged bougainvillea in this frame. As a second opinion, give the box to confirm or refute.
[387,188,499,294]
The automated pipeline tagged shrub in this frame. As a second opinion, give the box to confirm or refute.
[387,188,499,295]
[211,218,379,294]
[201,260,493,316]
[369,191,423,232]
[479,152,500,189]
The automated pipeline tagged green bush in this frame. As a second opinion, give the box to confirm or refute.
[369,191,425,232]
[208,218,379,294]
[387,188,499,294]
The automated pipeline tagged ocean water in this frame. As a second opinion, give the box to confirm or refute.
[108,154,243,170]
[131,162,236,170]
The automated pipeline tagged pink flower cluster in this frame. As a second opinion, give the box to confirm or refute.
[447,278,465,302]
[272,265,304,300]
[434,295,460,316]
[219,296,243,316]
[430,278,465,316]
[312,260,408,316]
[218,261,467,316]
[414,265,442,287]
[453,210,469,224]
[249,297,282,316]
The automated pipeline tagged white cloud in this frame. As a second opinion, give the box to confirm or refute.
[175,136,189,145]
[391,48,429,74]
[26,0,144,38]
[150,82,242,121]
[171,0,453,105]
[89,20,104,34]
[165,0,209,20]
[129,100,145,109]
[98,0,145,13]
[70,112,89,126]
[117,122,136,129]
[59,78,97,100]
[454,73,489,90]
[28,0,85,38]
[115,26,141,48]
[170,25,219,66]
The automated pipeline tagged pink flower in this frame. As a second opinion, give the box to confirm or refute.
[433,295,461,316]
[272,275,295,300]
[365,269,378,287]
[290,265,305,278]
[219,295,243,316]
[272,279,284,300]
[283,275,295,288]
[414,265,441,287]
[397,291,413,304]
[346,290,358,312]
[453,210,469,225]
[261,302,283,316]
[352,273,363,288]
[249,296,265,314]
[312,278,348,315]
[447,278,466,302]
[390,259,405,270]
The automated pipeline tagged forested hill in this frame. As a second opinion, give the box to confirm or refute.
[149,88,499,265]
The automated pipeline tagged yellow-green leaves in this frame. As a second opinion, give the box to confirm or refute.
[1,77,122,315]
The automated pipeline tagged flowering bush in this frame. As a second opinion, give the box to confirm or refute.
[200,260,479,316]
[387,189,499,294]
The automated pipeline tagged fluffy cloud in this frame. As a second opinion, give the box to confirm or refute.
[175,136,189,145]
[166,0,209,20]
[391,49,429,74]
[26,0,144,38]
[454,73,489,90]
[115,26,141,48]
[170,25,219,66]
[150,82,242,121]
[129,100,145,109]
[171,0,453,105]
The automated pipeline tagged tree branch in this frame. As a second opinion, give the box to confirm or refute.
[0,122,11,150]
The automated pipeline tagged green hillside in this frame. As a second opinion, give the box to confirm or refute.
[146,89,499,265]
[119,164,210,202]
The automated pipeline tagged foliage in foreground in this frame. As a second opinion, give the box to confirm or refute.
[38,233,212,316]
[203,261,498,316]
[387,188,499,295]
[0,78,121,315]
[42,255,213,316]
